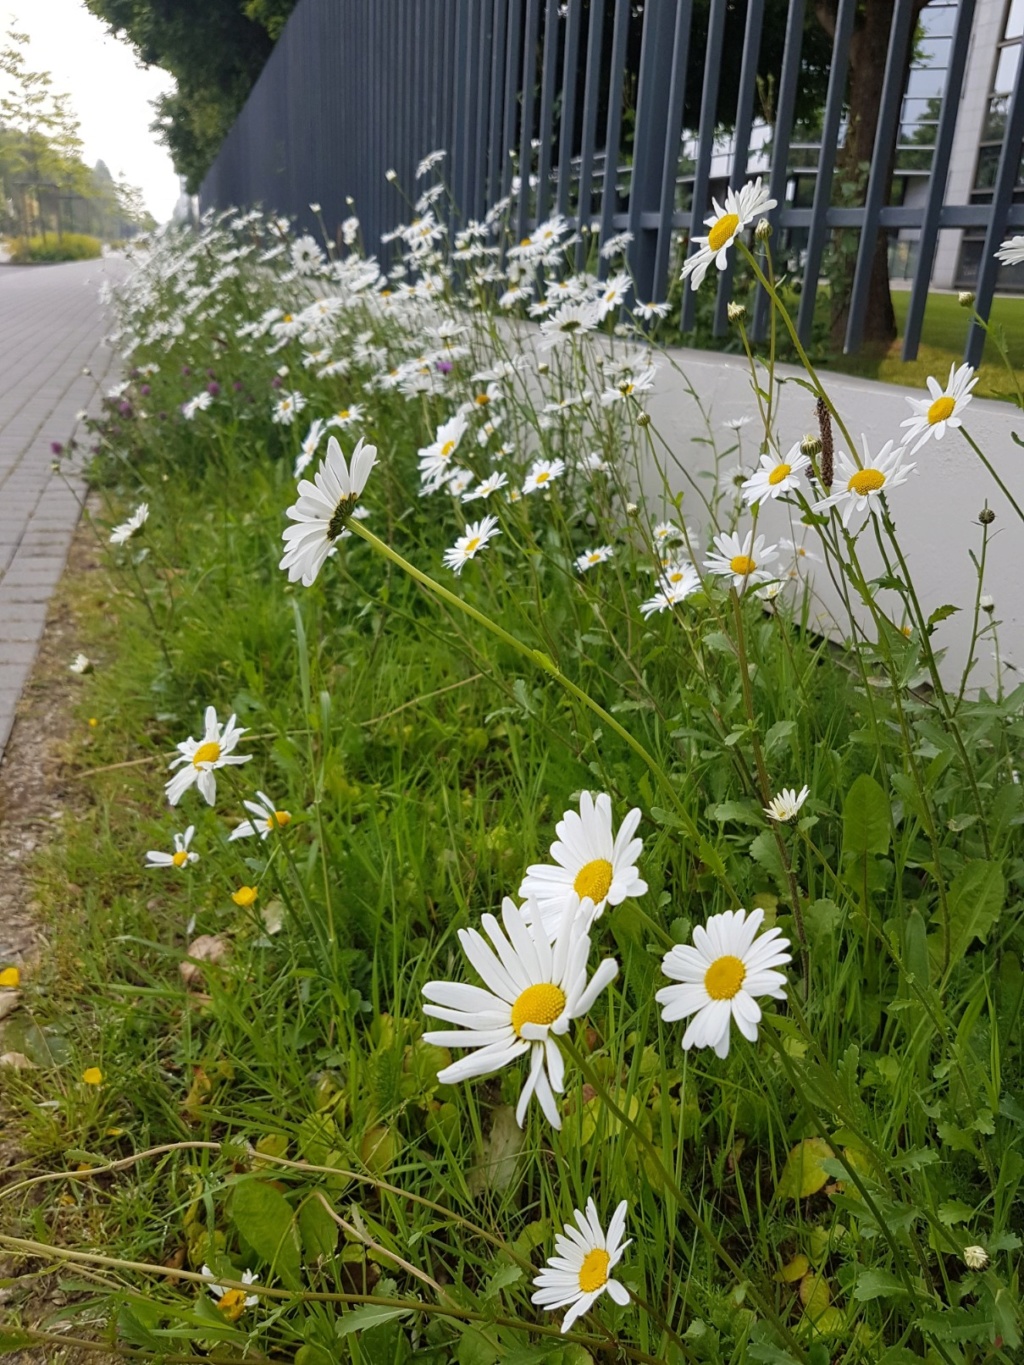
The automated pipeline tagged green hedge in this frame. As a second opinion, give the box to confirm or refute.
[6,232,103,263]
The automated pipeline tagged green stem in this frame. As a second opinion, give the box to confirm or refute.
[960,426,1024,530]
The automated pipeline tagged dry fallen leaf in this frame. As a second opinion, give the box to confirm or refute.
[179,934,230,988]
[0,991,21,1022]
[0,1051,35,1070]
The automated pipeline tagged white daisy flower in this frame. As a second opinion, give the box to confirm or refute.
[272,391,307,426]
[652,520,684,546]
[740,444,811,507]
[69,653,94,674]
[442,514,501,575]
[418,411,469,490]
[779,537,820,570]
[811,438,914,529]
[416,149,447,178]
[279,436,377,587]
[763,785,809,822]
[200,1265,259,1320]
[182,391,213,420]
[656,560,700,596]
[704,530,779,591]
[294,417,325,477]
[110,503,149,545]
[519,791,647,939]
[600,366,657,407]
[633,299,671,321]
[462,470,508,502]
[537,299,602,351]
[718,463,754,498]
[327,404,364,430]
[995,235,1024,267]
[523,458,566,495]
[600,230,634,259]
[722,415,755,432]
[447,468,474,498]
[165,707,252,807]
[681,178,776,291]
[899,363,977,455]
[531,1199,631,1332]
[145,825,199,869]
[575,546,614,573]
[229,791,293,841]
[640,576,702,618]
[657,907,792,1057]
[422,897,618,1128]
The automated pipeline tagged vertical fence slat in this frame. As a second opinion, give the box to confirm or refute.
[627,0,679,302]
[750,0,806,342]
[535,0,561,226]
[500,0,522,205]
[795,0,857,346]
[473,0,493,222]
[556,0,582,218]
[488,0,509,207]
[575,0,606,268]
[516,0,543,239]
[597,0,632,277]
[902,0,977,361]
[965,32,1024,365]
[650,0,694,303]
[843,0,918,353]
[711,0,766,336]
[679,0,730,335]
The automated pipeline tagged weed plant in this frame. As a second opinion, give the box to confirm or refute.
[1,173,1023,1365]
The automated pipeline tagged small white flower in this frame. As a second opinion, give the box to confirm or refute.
[633,299,671,321]
[165,707,252,807]
[995,235,1024,267]
[963,1246,990,1271]
[523,458,566,495]
[462,470,508,502]
[110,503,149,545]
[704,530,779,591]
[657,907,791,1057]
[280,436,377,587]
[145,826,199,869]
[531,1199,631,1332]
[200,1265,259,1318]
[537,300,601,351]
[442,515,501,575]
[422,897,618,1128]
[520,792,647,939]
[229,791,293,841]
[69,653,93,674]
[681,178,776,290]
[294,417,326,477]
[763,785,809,823]
[811,438,914,529]
[741,444,811,507]
[899,363,977,455]
[272,391,307,426]
[575,546,614,573]
[182,391,213,420]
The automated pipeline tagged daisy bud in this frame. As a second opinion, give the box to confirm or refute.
[800,434,822,458]
[346,196,354,206]
[385,168,398,182]
[636,412,651,427]
[963,1245,989,1270]
[979,507,996,524]
[309,202,321,213]
[727,302,746,324]
[958,291,975,308]
[626,502,639,517]
[980,594,995,613]
[754,218,772,241]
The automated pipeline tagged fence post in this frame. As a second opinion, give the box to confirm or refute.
[626,0,680,303]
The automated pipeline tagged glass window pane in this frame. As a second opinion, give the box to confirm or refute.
[1006,0,1024,41]
[993,43,1020,96]
[906,66,947,97]
[921,3,958,39]
[915,35,951,68]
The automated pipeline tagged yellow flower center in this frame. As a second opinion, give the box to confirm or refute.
[440,440,456,457]
[217,1289,247,1321]
[927,395,956,425]
[172,850,189,868]
[574,858,613,903]
[283,314,293,323]
[265,811,291,830]
[578,1248,610,1294]
[847,468,885,495]
[768,463,792,486]
[704,955,747,1000]
[510,982,567,1036]
[729,555,756,576]
[475,393,490,405]
[707,213,740,253]
[338,409,350,420]
[192,740,221,768]
[463,537,481,555]
[232,886,258,907]
[535,471,550,483]
[520,237,531,247]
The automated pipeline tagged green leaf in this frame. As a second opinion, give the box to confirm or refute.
[0,1331,36,1354]
[842,773,891,860]
[481,1263,524,1301]
[336,1304,413,1338]
[231,1177,302,1289]
[298,1194,338,1262]
[697,838,726,879]
[777,1138,833,1199]
[853,1268,909,1301]
[946,860,1005,963]
[457,1327,503,1365]
[295,1345,335,1365]
[763,719,796,755]
[710,800,763,827]
[926,604,960,633]
[937,1199,975,1226]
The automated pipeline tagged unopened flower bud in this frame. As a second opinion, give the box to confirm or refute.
[626,502,639,517]
[309,202,321,213]
[727,302,746,324]
[636,411,651,427]
[963,1246,989,1270]
[980,594,995,613]
[800,434,822,458]
[958,291,975,308]
[385,168,398,183]
[979,507,996,525]
[754,219,772,241]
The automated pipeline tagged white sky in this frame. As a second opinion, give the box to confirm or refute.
[2,0,180,222]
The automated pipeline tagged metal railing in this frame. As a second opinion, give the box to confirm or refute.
[200,0,1024,366]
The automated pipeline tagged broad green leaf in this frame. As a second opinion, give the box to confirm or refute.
[335,1303,413,1338]
[298,1194,338,1262]
[295,1345,335,1365]
[231,1177,302,1289]
[937,1199,975,1226]
[457,1327,503,1365]
[926,604,960,633]
[842,773,891,860]
[853,1268,909,1301]
[946,860,1005,963]
[777,1138,834,1200]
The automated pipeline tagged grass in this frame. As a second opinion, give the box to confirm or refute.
[0,201,1022,1365]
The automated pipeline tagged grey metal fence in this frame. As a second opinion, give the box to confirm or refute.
[200,0,1024,367]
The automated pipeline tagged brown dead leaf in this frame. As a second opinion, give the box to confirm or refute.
[0,1051,35,1070]
[0,991,21,1022]
[179,934,230,988]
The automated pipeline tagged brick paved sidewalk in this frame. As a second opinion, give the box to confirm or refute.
[0,257,123,756]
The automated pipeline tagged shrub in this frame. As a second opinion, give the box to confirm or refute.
[6,231,102,263]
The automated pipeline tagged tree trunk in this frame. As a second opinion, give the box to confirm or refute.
[816,0,928,348]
